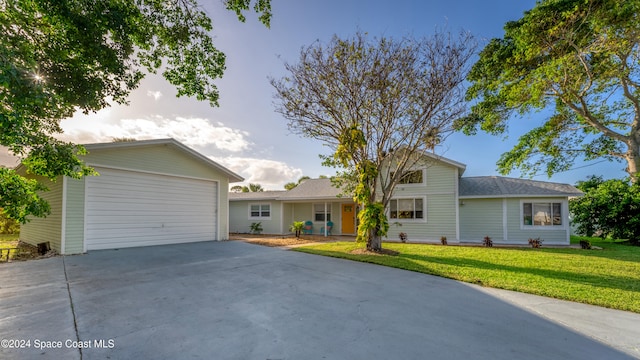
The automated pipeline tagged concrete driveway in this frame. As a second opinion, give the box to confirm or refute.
[1,241,639,359]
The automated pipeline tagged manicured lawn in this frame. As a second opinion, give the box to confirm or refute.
[293,236,640,313]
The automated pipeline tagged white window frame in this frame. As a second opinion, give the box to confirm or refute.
[394,169,426,187]
[313,203,332,222]
[249,203,271,220]
[389,197,427,222]
[520,200,565,230]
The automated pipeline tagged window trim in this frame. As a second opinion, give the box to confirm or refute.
[313,203,332,222]
[388,196,427,222]
[393,169,426,187]
[248,203,271,220]
[520,200,565,230]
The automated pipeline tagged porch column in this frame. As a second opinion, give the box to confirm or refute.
[324,202,328,237]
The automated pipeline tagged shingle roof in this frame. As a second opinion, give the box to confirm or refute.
[459,176,582,198]
[228,190,286,201]
[278,178,349,200]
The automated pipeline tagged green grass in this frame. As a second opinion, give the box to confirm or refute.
[0,234,20,261]
[293,236,640,313]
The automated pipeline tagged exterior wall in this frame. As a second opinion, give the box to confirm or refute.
[83,144,232,241]
[229,201,283,234]
[459,197,570,245]
[459,198,504,242]
[387,161,458,242]
[19,176,64,253]
[229,201,345,235]
[64,177,86,254]
[505,198,569,245]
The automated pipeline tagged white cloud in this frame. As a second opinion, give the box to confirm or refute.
[146,90,163,100]
[213,156,303,190]
[60,114,251,152]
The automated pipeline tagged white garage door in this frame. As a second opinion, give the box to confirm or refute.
[85,167,217,250]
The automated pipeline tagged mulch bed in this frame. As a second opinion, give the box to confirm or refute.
[229,234,324,247]
[350,248,399,256]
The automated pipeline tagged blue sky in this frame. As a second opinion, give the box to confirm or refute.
[10,0,626,189]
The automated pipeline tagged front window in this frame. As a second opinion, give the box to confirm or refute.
[314,203,331,222]
[390,198,424,220]
[523,202,562,226]
[393,170,424,185]
[249,203,271,219]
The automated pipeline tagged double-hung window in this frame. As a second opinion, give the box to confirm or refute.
[314,204,331,222]
[522,202,562,227]
[389,198,425,220]
[249,203,271,219]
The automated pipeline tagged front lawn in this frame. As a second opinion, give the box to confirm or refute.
[293,236,640,313]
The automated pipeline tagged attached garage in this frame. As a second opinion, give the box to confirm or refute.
[18,138,243,254]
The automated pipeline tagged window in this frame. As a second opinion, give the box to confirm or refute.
[314,203,331,222]
[249,203,271,219]
[523,202,562,226]
[392,170,424,185]
[390,198,424,220]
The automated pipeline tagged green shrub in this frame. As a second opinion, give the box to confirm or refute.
[289,221,304,238]
[482,236,493,247]
[0,212,19,234]
[250,222,263,234]
[528,237,543,248]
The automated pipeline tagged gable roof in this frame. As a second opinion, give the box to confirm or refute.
[459,176,582,198]
[83,138,244,183]
[229,178,348,202]
[278,178,347,200]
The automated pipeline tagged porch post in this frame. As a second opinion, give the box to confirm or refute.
[324,202,328,237]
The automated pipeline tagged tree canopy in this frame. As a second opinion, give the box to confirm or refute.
[230,183,264,193]
[272,31,476,250]
[0,0,271,222]
[570,176,640,244]
[461,0,640,182]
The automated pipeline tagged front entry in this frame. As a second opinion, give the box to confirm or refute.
[341,203,356,234]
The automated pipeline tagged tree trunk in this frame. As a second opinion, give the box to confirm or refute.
[627,140,640,184]
[366,228,383,252]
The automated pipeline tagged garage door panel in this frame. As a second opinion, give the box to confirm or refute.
[85,168,217,250]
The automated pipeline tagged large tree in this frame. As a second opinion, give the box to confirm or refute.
[570,175,640,244]
[271,31,476,251]
[0,0,271,222]
[461,0,640,182]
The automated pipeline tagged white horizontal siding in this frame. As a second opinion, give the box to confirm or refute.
[85,168,217,250]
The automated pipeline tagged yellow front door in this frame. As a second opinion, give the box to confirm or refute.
[341,204,355,234]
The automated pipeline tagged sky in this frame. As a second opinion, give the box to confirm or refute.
[3,0,630,189]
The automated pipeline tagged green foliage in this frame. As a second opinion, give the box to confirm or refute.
[0,211,20,234]
[230,183,264,192]
[0,0,270,221]
[0,168,50,223]
[462,0,640,181]
[579,239,592,250]
[570,176,640,244]
[250,222,263,234]
[289,221,304,238]
[284,176,311,190]
[356,202,389,243]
